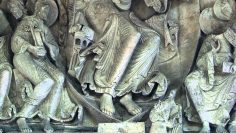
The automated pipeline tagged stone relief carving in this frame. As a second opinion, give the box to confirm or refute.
[0,0,235,132]
[149,90,182,133]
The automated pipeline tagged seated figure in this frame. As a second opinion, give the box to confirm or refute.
[68,0,167,117]
[185,33,236,133]
[0,9,16,133]
[11,1,81,132]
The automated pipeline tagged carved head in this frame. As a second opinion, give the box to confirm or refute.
[7,0,25,19]
[35,0,50,22]
[19,16,43,33]
[200,8,230,35]
[34,0,58,26]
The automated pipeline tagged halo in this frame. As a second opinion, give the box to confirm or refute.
[36,0,58,26]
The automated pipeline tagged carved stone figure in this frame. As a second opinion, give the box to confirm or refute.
[34,0,58,27]
[0,9,16,133]
[11,2,81,132]
[2,0,236,132]
[68,0,168,117]
[185,33,236,132]
[149,90,182,133]
[184,0,236,132]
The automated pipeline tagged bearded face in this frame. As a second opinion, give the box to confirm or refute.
[19,17,43,34]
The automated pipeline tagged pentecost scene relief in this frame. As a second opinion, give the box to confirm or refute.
[0,0,235,132]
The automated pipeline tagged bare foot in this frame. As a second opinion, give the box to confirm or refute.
[43,118,54,133]
[200,121,210,133]
[0,129,2,133]
[17,118,32,133]
[120,94,142,115]
[100,93,115,116]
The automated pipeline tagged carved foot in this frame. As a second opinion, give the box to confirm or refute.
[43,118,54,133]
[17,118,32,133]
[199,121,210,133]
[120,94,142,115]
[216,125,228,133]
[100,93,115,116]
[229,121,236,133]
[0,129,2,133]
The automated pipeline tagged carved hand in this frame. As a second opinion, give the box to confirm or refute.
[28,46,47,57]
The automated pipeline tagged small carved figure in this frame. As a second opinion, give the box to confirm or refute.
[149,90,182,133]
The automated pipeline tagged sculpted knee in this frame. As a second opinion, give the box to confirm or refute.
[44,78,55,88]
[2,69,12,78]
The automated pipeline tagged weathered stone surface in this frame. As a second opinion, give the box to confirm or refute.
[0,0,235,132]
[98,122,145,133]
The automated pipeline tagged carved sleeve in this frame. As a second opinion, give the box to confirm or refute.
[206,51,215,75]
[42,25,59,60]
[11,35,32,54]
